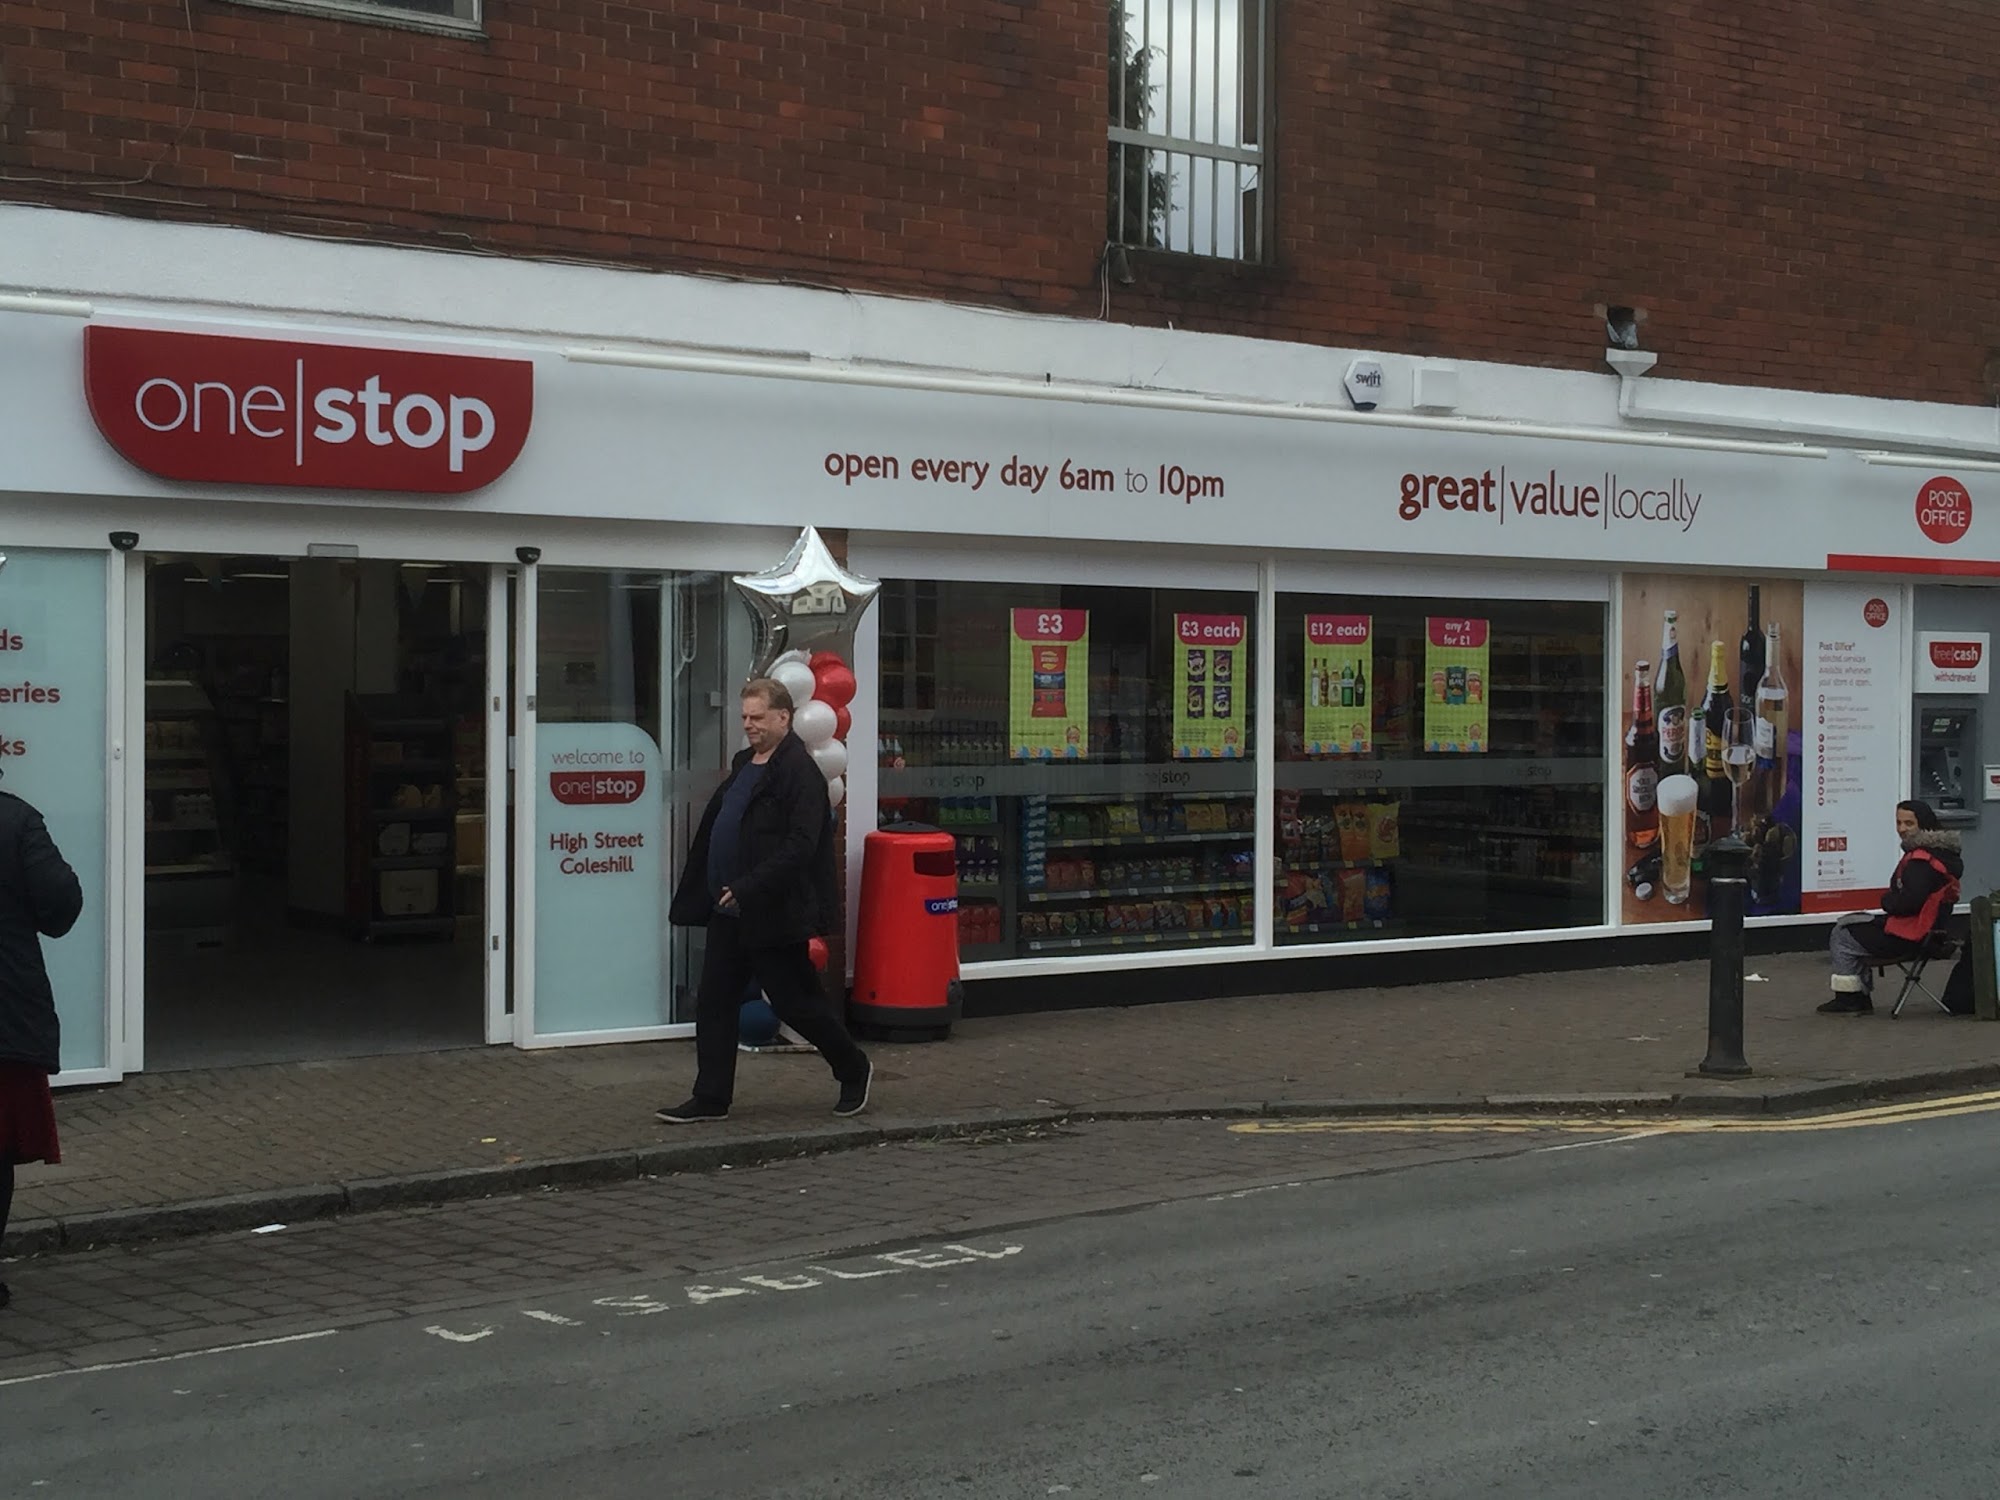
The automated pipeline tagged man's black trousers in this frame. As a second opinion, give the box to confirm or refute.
[692,917,866,1108]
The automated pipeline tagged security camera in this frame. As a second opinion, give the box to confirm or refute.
[109,531,140,552]
[515,546,542,565]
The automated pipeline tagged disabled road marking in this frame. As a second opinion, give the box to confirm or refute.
[419,1238,1026,1347]
[1227,1087,2000,1139]
[423,1324,496,1343]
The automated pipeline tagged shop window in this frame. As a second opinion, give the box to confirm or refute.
[1274,597,1607,944]
[224,0,482,34]
[879,580,1257,961]
[1,550,109,1075]
[1109,0,1270,261]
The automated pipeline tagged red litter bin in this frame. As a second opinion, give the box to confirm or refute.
[849,823,964,1040]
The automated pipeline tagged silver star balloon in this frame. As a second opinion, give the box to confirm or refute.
[732,526,882,673]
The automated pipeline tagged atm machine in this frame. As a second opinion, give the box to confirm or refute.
[1914,701,1979,828]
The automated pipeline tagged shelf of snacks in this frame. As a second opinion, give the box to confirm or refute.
[1283,918,1403,938]
[934,796,1001,830]
[1032,847,1254,895]
[1274,790,1401,942]
[1023,925,1251,955]
[1045,831,1255,849]
[1019,892,1250,950]
[1020,793,1254,892]
[1029,880,1256,904]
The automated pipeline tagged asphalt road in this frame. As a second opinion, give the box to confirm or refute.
[7,1108,2000,1498]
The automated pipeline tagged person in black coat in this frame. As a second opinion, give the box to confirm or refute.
[0,785,85,1309]
[658,678,871,1122]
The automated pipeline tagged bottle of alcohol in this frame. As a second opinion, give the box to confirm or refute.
[1699,639,1735,838]
[1755,621,1789,805]
[1625,660,1659,849]
[1653,611,1688,781]
[1354,658,1368,708]
[1340,662,1355,707]
[1739,586,1765,702]
[1308,657,1321,709]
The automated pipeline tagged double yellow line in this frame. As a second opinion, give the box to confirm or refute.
[1227,1088,2000,1138]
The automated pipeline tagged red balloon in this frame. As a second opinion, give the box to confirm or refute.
[809,650,848,671]
[807,936,830,972]
[812,660,857,709]
[833,704,852,740]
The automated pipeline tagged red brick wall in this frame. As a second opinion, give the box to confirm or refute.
[3,1,1997,404]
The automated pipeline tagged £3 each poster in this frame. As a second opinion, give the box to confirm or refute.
[1173,613,1247,758]
[1423,617,1489,753]
[1009,608,1089,760]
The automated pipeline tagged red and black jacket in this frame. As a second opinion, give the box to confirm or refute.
[1880,829,1963,942]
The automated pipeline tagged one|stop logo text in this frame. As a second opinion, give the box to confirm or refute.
[84,325,533,494]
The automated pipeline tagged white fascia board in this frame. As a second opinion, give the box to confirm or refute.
[1,202,1990,448]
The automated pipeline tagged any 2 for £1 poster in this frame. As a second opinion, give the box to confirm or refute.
[1424,616,1489,753]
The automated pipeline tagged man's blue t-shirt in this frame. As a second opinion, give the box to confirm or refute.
[706,762,767,911]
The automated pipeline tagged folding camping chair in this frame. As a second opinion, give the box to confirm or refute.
[1862,930,1959,1018]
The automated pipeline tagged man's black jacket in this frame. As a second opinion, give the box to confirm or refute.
[669,733,838,947]
[0,790,85,1074]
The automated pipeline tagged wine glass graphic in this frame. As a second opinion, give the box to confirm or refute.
[1722,707,1756,835]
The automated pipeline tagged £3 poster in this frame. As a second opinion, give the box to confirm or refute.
[1619,575,1804,922]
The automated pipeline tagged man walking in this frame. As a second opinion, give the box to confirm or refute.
[659,678,872,1122]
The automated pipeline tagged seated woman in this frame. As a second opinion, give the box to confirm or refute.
[1819,799,1962,1015]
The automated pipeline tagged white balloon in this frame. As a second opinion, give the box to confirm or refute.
[826,775,846,809]
[793,698,838,746]
[771,660,817,708]
[772,648,810,668]
[810,738,849,781]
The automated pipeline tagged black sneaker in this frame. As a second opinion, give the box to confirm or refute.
[834,1057,873,1118]
[656,1098,729,1124]
[1816,994,1874,1015]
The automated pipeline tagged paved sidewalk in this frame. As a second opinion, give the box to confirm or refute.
[11,951,2000,1256]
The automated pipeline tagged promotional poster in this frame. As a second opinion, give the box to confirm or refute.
[1009,607,1089,760]
[1422,616,1489,753]
[1173,613,1247,759]
[1303,614,1372,756]
[1618,576,1803,921]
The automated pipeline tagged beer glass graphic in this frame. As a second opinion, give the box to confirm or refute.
[1657,774,1700,905]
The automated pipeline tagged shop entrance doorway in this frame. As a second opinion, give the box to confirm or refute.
[140,554,498,1070]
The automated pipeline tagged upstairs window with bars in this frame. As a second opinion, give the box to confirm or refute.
[226,0,481,30]
[1109,0,1270,262]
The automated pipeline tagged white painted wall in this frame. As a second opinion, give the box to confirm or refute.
[2,202,1996,453]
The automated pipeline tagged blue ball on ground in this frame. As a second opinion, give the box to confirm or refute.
[738,997,782,1045]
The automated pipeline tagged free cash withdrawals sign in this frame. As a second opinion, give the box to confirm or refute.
[1304,614,1372,755]
[1009,608,1088,760]
[1423,616,1489,753]
[1173,613,1246,759]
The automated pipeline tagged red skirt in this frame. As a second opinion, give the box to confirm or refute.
[0,1061,61,1166]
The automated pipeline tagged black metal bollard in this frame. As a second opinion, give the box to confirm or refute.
[1698,835,1754,1076]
